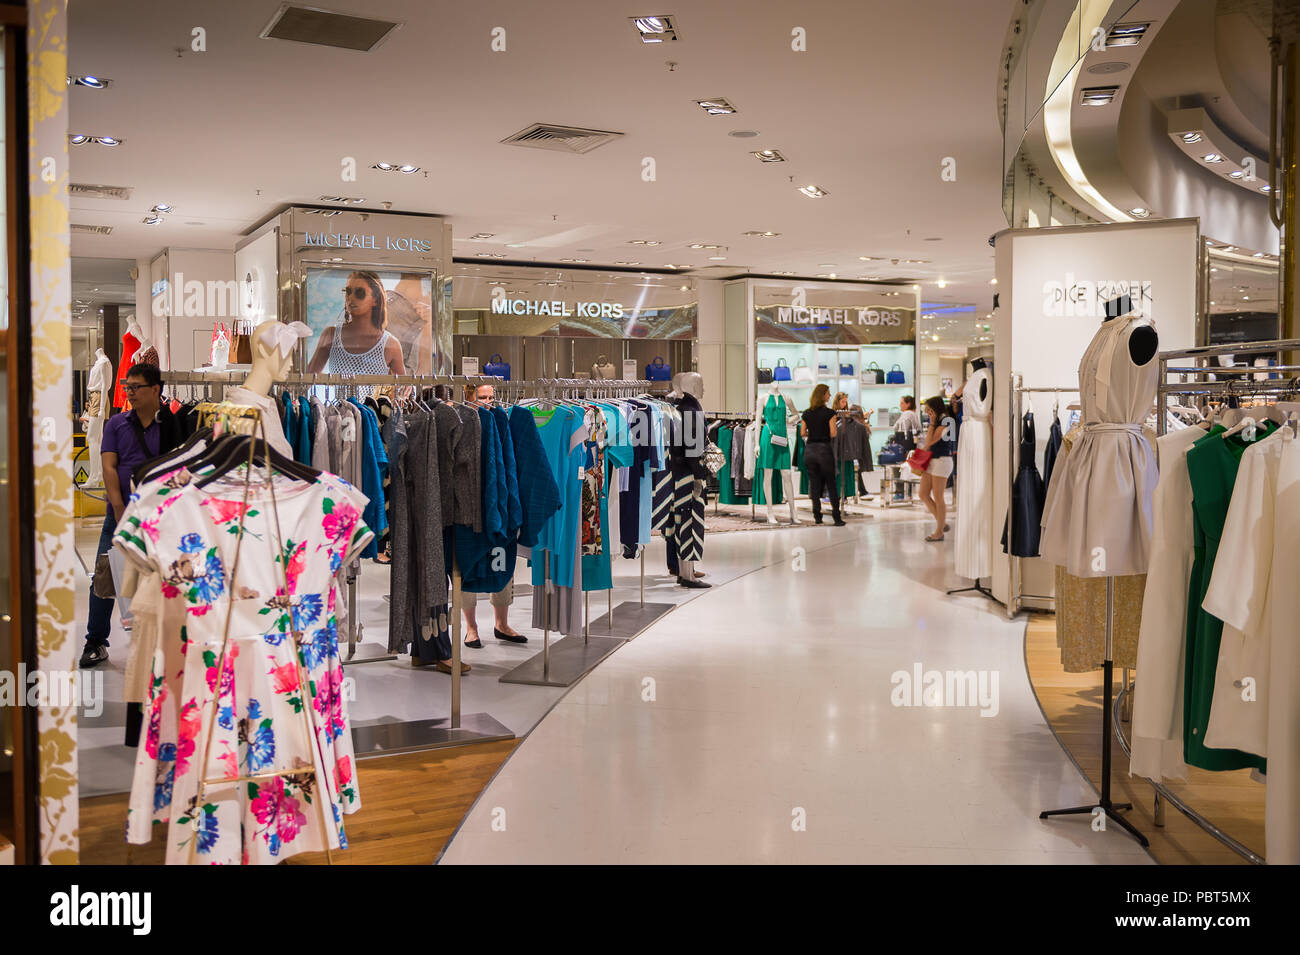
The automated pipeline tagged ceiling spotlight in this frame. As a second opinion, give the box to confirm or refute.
[614,261,641,266]
[1260,184,1273,193]
[1180,131,1203,144]
[1079,86,1120,107]
[152,203,173,213]
[628,239,662,246]
[819,263,835,268]
[142,215,162,225]
[1129,207,1150,218]
[772,270,795,275]
[1105,22,1150,47]
[688,243,722,250]
[695,98,737,116]
[398,164,419,174]
[936,280,948,288]
[505,242,525,248]
[1228,170,1245,179]
[1253,252,1268,258]
[679,285,690,291]
[72,75,112,88]
[931,335,940,342]
[1222,245,1237,252]
[69,134,91,145]
[708,255,727,261]
[743,231,780,237]
[559,258,589,263]
[1202,153,1224,163]
[751,148,786,163]
[989,278,998,285]
[372,162,394,171]
[799,184,828,199]
[93,136,122,146]
[478,252,507,258]
[631,15,678,42]
[467,233,495,240]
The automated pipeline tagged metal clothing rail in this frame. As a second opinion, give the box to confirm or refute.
[1006,375,1078,618]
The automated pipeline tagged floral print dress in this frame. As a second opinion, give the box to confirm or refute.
[114,466,372,865]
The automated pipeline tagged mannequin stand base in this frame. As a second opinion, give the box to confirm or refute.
[499,635,625,687]
[945,578,997,603]
[588,601,674,640]
[1039,801,1150,848]
[351,712,514,757]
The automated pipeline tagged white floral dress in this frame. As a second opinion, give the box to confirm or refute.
[114,466,372,865]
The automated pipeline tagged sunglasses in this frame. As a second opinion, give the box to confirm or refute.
[343,285,370,299]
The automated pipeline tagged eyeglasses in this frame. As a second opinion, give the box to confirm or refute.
[122,383,157,395]
[343,285,369,299]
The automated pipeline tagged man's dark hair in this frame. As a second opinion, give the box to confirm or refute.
[126,363,163,388]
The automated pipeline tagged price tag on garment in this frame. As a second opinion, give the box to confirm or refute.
[461,356,480,377]
[577,467,585,480]
[622,359,637,381]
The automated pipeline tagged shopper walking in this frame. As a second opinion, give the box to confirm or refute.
[919,395,955,542]
[79,363,183,668]
[800,384,844,525]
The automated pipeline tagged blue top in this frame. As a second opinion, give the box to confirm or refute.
[101,410,161,495]
[530,406,585,590]
[509,405,561,550]
[347,398,388,556]
[296,395,314,463]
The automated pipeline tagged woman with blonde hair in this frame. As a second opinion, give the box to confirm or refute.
[800,383,844,525]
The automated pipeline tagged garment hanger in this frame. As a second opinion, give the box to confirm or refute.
[195,433,319,488]
[134,426,215,486]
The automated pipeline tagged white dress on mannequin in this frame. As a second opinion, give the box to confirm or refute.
[84,349,113,485]
[954,367,992,579]
[1038,313,1158,577]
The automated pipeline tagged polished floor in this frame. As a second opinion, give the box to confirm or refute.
[440,518,1156,864]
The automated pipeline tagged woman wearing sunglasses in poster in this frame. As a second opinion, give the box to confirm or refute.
[307,270,409,375]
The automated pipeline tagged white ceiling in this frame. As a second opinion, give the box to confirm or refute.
[67,0,1017,313]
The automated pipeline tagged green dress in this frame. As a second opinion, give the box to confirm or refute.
[756,395,792,470]
[715,426,749,505]
[1183,422,1275,773]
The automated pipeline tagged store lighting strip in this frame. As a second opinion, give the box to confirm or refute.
[1166,108,1269,197]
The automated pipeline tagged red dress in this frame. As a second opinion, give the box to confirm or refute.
[114,330,141,408]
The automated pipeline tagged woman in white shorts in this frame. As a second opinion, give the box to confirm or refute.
[920,395,955,542]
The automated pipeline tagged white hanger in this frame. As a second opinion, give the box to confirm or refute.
[1221,415,1257,440]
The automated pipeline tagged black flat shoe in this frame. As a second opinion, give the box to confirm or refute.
[833,519,847,526]
[495,628,527,644]
[677,576,712,589]
[464,637,483,649]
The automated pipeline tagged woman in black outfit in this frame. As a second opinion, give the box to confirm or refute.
[919,395,955,542]
[800,384,845,525]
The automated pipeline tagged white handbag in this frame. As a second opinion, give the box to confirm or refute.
[792,359,814,385]
[591,355,617,380]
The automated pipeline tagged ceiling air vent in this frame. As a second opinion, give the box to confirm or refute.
[71,223,114,235]
[501,124,624,155]
[260,4,401,52]
[70,182,132,200]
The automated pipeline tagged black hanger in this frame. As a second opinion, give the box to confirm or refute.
[134,426,215,487]
[196,434,319,488]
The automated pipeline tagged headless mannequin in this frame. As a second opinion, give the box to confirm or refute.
[754,388,800,525]
[83,348,113,485]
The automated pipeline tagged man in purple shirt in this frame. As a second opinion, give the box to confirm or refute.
[80,363,180,668]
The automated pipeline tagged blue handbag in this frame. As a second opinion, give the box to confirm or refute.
[645,356,672,381]
[877,438,906,465]
[886,364,906,384]
[840,362,854,376]
[483,353,511,380]
[772,358,792,382]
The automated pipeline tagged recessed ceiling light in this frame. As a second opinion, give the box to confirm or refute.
[799,184,828,199]
[71,75,112,88]
[1180,131,1203,144]
[912,284,920,290]
[772,270,795,276]
[152,203,173,213]
[559,257,589,263]
[631,15,678,42]
[695,98,737,116]
[69,134,91,145]
[1222,245,1237,252]
[936,280,947,288]
[858,256,880,261]
[477,252,507,258]
[373,162,394,171]
[743,231,780,237]
[708,255,727,261]
[989,278,998,285]
[614,261,641,266]
[1129,207,1150,217]
[628,239,662,246]
[688,243,722,250]
[505,242,525,248]
[142,215,162,225]
[1228,170,1245,179]
[1260,184,1273,193]
[751,148,785,162]
[466,233,495,240]
[398,164,419,174]
[727,130,759,138]
[900,258,929,264]
[1203,153,1224,163]
[818,263,835,268]
[93,136,122,146]
[931,335,940,342]
[1080,86,1120,106]
[1252,252,1268,258]
[679,285,690,291]
[1105,22,1149,47]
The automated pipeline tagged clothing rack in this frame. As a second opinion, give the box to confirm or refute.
[1005,375,1077,618]
[705,413,754,515]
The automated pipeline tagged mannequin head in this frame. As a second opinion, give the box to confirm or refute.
[242,320,309,395]
[675,371,704,400]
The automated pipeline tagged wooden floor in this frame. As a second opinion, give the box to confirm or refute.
[78,739,518,865]
[1025,614,1265,865]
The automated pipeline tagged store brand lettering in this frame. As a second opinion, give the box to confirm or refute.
[302,231,433,253]
[1041,274,1153,317]
[490,298,626,319]
[49,885,151,935]
[775,306,903,326]
[889,662,999,717]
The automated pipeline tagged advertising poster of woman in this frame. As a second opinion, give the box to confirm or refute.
[304,268,434,376]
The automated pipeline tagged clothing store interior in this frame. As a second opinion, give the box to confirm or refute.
[0,0,1297,877]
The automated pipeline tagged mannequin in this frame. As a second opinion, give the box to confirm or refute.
[953,360,992,580]
[114,315,145,408]
[667,372,710,587]
[223,320,308,458]
[82,347,114,485]
[748,385,800,525]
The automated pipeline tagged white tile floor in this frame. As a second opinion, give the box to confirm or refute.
[438,517,1156,865]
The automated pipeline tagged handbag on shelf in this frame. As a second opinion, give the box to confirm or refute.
[906,448,933,474]
[757,361,774,385]
[772,358,792,382]
[792,359,814,385]
[817,361,829,375]
[230,319,254,365]
[886,364,906,384]
[484,353,511,380]
[591,355,617,380]
[877,439,906,465]
[645,356,673,381]
[840,362,855,376]
[863,362,885,385]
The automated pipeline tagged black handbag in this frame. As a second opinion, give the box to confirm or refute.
[757,361,774,385]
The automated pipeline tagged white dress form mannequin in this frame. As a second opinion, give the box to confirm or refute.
[753,388,800,525]
[83,348,113,485]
